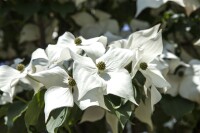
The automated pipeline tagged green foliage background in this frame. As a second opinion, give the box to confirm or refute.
[0,0,200,133]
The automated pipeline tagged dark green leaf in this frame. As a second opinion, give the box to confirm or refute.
[160,95,195,119]
[8,114,27,133]
[65,104,82,126]
[105,95,132,130]
[0,104,9,118]
[14,2,40,18]
[46,107,68,133]
[24,89,45,133]
[7,101,27,127]
[51,2,75,18]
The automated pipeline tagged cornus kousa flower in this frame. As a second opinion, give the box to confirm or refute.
[0,48,47,101]
[162,58,200,104]
[29,66,107,121]
[135,0,200,16]
[69,47,137,105]
[110,24,170,89]
[53,32,107,60]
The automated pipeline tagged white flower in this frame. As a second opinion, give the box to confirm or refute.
[179,60,200,104]
[70,47,137,105]
[29,66,74,121]
[135,0,200,16]
[71,11,119,38]
[0,48,46,101]
[29,66,107,121]
[163,57,200,104]
[110,24,170,88]
[56,32,107,61]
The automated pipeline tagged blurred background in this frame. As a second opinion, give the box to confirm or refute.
[0,0,199,64]
[1,0,200,132]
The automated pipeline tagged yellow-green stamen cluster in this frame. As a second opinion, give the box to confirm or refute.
[96,61,106,71]
[140,62,148,70]
[74,37,82,45]
[68,77,76,87]
[16,64,25,72]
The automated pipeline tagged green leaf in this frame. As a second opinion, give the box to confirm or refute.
[8,114,27,133]
[160,95,195,119]
[105,95,132,130]
[14,2,40,19]
[65,104,82,126]
[50,2,75,18]
[0,104,9,118]
[133,71,146,86]
[132,71,146,104]
[7,101,27,127]
[24,89,45,133]
[46,107,68,133]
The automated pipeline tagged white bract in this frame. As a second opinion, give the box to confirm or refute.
[179,60,200,104]
[56,32,107,61]
[80,106,119,133]
[135,85,161,129]
[110,24,170,89]
[29,66,107,121]
[0,48,48,101]
[136,0,200,16]
[69,47,137,105]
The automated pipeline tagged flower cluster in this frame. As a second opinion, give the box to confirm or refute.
[2,24,200,132]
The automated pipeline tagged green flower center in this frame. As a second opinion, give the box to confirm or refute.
[74,37,82,45]
[96,61,106,71]
[16,64,25,72]
[68,77,76,87]
[140,62,148,70]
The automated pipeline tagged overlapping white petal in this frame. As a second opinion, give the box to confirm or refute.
[102,69,137,105]
[73,62,106,100]
[44,86,73,122]
[74,87,107,110]
[45,44,71,68]
[28,66,69,88]
[136,0,199,16]
[135,86,161,129]
[96,48,133,71]
[142,68,171,88]
[135,98,153,129]
[80,106,105,123]
[70,47,137,105]
[56,32,106,60]
[26,48,49,73]
[151,85,162,111]
[0,65,25,99]
[105,111,119,133]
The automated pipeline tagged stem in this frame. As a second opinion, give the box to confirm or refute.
[14,95,28,104]
[64,124,72,133]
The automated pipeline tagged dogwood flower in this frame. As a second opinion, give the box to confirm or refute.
[179,60,200,104]
[56,32,107,61]
[0,48,47,101]
[110,24,170,89]
[29,66,107,121]
[69,47,137,105]
[29,66,74,121]
[135,0,200,16]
